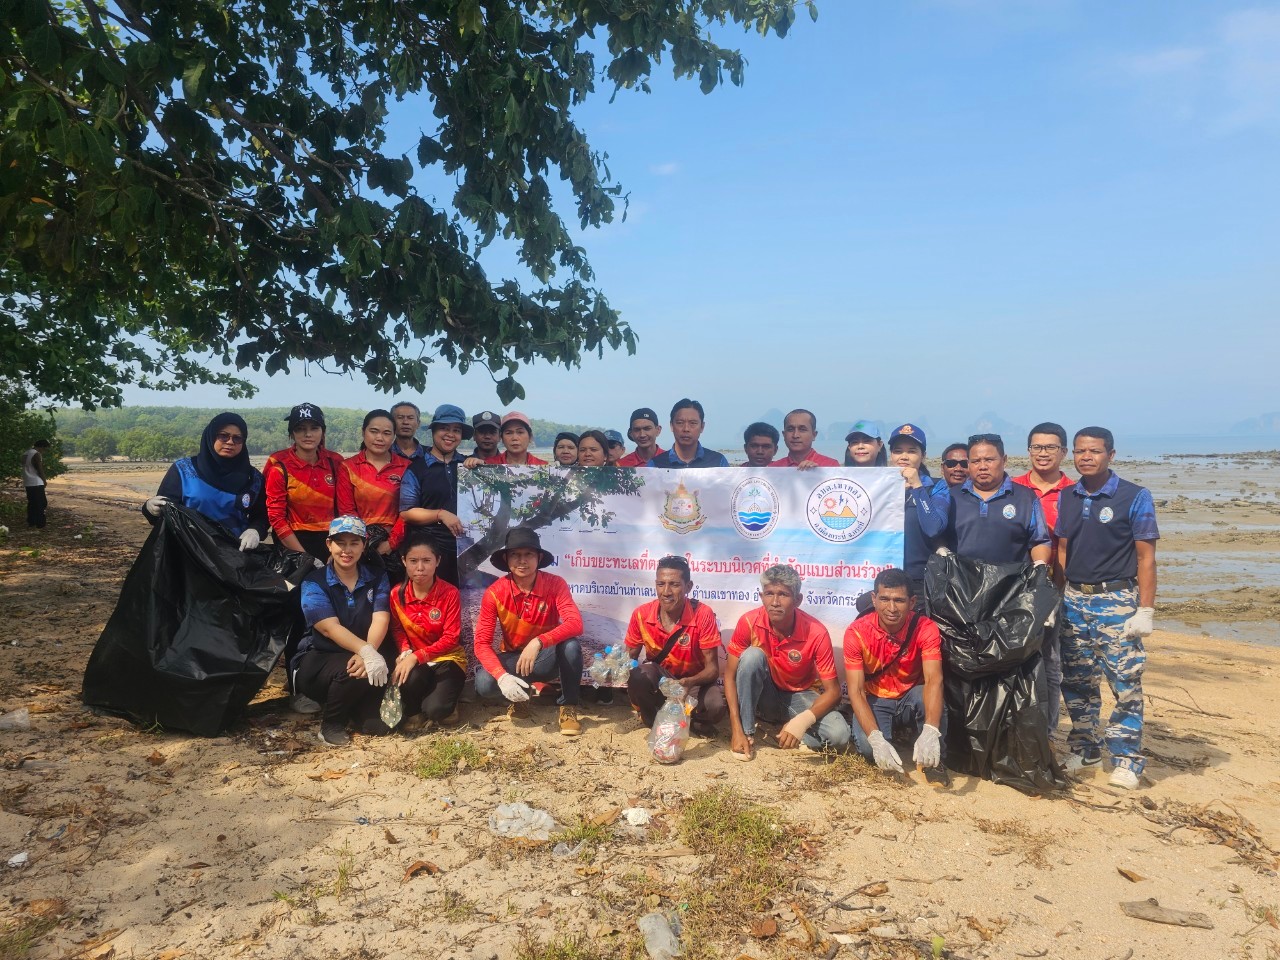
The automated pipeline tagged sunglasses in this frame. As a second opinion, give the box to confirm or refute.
[942,458,968,469]
[215,433,245,445]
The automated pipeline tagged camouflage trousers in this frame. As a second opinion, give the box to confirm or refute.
[1059,586,1145,774]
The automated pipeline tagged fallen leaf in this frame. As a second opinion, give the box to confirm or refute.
[146,750,166,766]
[533,903,553,919]
[78,929,122,950]
[749,918,778,938]
[66,721,95,730]
[402,860,441,882]
[858,881,890,898]
[156,951,185,960]
[306,769,346,781]
[575,864,602,877]
[590,806,623,827]
[428,827,439,842]
[383,827,399,844]
[456,756,469,772]
[26,898,68,919]
[1118,868,1145,883]
[183,862,210,870]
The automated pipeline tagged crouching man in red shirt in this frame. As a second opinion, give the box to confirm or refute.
[844,568,947,781]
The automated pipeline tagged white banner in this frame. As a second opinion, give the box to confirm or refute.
[457,466,904,670]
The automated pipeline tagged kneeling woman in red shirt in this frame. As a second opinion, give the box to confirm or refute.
[389,532,466,729]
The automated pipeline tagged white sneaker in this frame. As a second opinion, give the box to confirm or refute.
[1064,752,1102,774]
[291,694,322,715]
[1109,766,1141,790]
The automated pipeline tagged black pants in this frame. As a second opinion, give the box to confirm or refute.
[25,485,47,528]
[399,661,466,721]
[294,529,330,562]
[627,662,727,727]
[294,648,390,727]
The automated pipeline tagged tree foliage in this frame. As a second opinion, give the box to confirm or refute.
[1,0,814,409]
[73,425,116,460]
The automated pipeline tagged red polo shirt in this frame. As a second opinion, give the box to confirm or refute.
[844,613,942,700]
[617,448,665,467]
[624,599,722,679]
[483,452,548,466]
[768,450,840,468]
[263,447,343,539]
[728,607,837,693]
[390,577,465,670]
[473,572,583,679]
[337,450,411,546]
[1013,471,1075,550]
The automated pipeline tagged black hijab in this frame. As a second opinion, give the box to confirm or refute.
[194,413,254,493]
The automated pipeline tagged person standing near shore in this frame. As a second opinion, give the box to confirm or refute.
[22,439,50,528]
[616,408,665,466]
[770,409,840,469]
[647,399,729,468]
[1013,422,1075,735]
[264,404,343,561]
[1055,427,1159,791]
[391,401,427,461]
[939,444,970,487]
[741,423,780,467]
[399,404,470,586]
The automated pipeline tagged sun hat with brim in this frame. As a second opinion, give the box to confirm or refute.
[429,403,474,440]
[844,419,883,443]
[490,526,555,572]
[328,515,368,539]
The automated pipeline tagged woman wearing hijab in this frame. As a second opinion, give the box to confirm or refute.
[553,432,580,466]
[143,412,267,550]
[264,403,344,561]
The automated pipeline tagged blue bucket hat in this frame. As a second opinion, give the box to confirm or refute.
[328,515,368,539]
[428,404,474,440]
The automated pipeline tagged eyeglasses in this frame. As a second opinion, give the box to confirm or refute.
[1029,444,1062,454]
[214,433,245,445]
[942,458,968,469]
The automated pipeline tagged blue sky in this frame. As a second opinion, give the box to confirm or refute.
[127,0,1280,449]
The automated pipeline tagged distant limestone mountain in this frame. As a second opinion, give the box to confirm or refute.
[967,411,1026,445]
[1230,412,1280,435]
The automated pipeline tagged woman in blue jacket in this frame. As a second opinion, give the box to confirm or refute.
[143,413,268,550]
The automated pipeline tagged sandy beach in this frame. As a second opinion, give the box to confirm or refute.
[1,459,1277,960]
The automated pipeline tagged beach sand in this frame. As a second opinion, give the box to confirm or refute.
[0,462,1277,960]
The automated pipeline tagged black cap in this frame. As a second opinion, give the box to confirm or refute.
[628,407,660,440]
[473,410,500,430]
[285,403,325,430]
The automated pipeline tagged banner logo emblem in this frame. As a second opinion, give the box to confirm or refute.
[806,479,872,543]
[732,478,780,540]
[659,480,706,534]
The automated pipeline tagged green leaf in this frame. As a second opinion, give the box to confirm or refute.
[22,25,60,75]
[182,58,208,102]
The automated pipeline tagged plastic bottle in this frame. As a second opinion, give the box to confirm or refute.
[638,912,682,960]
[0,708,30,732]
[588,653,611,687]
[612,657,636,686]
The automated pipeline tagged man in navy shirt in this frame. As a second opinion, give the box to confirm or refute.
[647,399,729,469]
[943,434,1051,566]
[1055,427,1159,791]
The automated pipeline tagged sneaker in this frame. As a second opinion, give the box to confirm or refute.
[1109,766,1141,790]
[318,722,350,747]
[507,701,531,721]
[597,687,614,705]
[291,694,322,715]
[399,713,429,735]
[558,706,582,737]
[1064,751,1102,774]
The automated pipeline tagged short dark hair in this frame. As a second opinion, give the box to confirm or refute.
[670,398,705,423]
[399,527,444,559]
[784,409,817,430]
[873,568,914,594]
[1027,422,1067,447]
[941,442,968,461]
[577,428,610,454]
[389,400,420,417]
[743,422,780,445]
[656,554,692,583]
[1074,426,1115,452]
[34,439,51,448]
[968,433,1005,456]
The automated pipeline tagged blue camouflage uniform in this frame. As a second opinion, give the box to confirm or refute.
[1055,471,1159,775]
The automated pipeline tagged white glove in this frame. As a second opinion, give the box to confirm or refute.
[358,644,389,687]
[867,730,904,773]
[1044,606,1058,629]
[497,673,531,702]
[1123,607,1154,638]
[913,724,942,769]
[312,557,326,569]
[934,546,952,557]
[781,709,817,744]
[238,528,261,551]
[144,496,169,517]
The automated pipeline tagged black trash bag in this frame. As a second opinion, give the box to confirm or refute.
[925,551,1066,793]
[82,502,315,736]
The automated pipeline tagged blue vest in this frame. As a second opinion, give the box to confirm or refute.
[949,476,1047,565]
[175,457,261,536]
[1057,474,1157,583]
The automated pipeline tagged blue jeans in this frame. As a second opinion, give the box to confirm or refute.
[734,647,850,751]
[474,639,583,706]
[850,685,947,764]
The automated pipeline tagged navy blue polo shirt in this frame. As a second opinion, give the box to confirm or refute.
[647,444,729,469]
[1055,472,1159,584]
[948,475,1049,565]
[295,562,390,666]
[903,474,949,582]
[399,450,465,539]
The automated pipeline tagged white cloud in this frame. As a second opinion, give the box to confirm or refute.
[648,162,680,176]
[1119,7,1280,132]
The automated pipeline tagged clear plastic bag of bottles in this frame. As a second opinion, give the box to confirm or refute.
[647,676,692,764]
